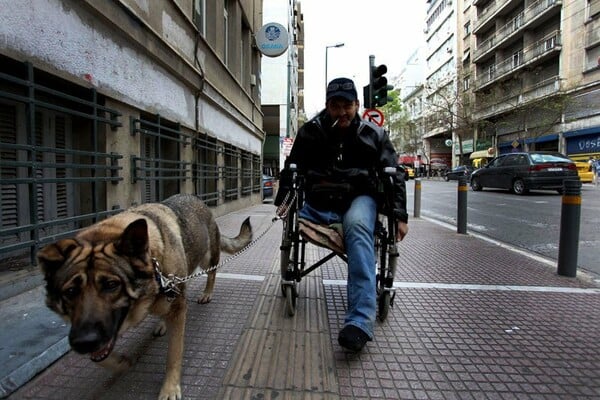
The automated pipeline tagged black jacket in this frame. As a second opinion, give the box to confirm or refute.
[283,110,408,223]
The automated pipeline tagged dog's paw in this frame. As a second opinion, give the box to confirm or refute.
[153,320,167,337]
[197,293,212,304]
[158,382,181,400]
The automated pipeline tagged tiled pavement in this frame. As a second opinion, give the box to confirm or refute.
[4,203,600,399]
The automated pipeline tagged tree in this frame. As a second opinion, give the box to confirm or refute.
[379,89,416,153]
[475,73,569,152]
[423,78,476,165]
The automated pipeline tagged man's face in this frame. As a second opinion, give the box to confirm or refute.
[326,98,359,129]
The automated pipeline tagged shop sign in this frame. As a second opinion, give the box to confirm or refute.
[256,23,289,57]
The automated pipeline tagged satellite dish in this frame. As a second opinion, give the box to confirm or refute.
[445,139,453,147]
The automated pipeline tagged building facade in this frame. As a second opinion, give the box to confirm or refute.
[471,0,600,161]
[261,0,304,177]
[423,0,461,170]
[408,0,600,169]
[0,0,264,269]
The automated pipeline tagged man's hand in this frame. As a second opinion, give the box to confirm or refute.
[396,221,408,242]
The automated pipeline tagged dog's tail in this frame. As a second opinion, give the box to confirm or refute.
[220,217,252,254]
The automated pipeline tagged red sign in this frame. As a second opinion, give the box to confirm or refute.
[362,108,385,127]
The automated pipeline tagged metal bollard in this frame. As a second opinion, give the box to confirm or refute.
[413,178,421,218]
[557,179,582,277]
[457,176,468,234]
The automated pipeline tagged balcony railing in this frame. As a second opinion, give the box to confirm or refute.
[474,0,500,32]
[475,30,561,90]
[474,76,561,119]
[474,0,561,61]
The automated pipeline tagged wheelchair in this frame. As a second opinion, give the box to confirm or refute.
[275,164,400,321]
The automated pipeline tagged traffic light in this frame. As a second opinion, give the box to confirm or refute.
[363,56,394,109]
[371,64,392,106]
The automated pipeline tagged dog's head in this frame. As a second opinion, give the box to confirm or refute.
[38,218,158,362]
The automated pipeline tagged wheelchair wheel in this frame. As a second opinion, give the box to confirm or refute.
[280,211,293,280]
[283,284,297,316]
[377,289,391,322]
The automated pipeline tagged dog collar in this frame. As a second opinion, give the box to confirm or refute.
[152,257,181,300]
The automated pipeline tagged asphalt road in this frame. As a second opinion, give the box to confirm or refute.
[405,178,600,279]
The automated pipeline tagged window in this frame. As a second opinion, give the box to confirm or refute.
[488,65,495,80]
[463,76,470,91]
[132,114,188,203]
[194,135,219,206]
[584,44,600,71]
[464,21,471,37]
[193,0,205,35]
[544,36,556,51]
[512,51,522,68]
[589,0,600,19]
[223,3,229,65]
[241,22,251,86]
[223,144,240,201]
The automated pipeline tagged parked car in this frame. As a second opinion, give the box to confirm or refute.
[262,174,274,199]
[469,152,578,195]
[574,161,594,183]
[444,165,474,181]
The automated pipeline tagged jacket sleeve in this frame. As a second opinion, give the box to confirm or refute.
[378,130,408,224]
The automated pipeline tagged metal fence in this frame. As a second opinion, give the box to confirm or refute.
[0,58,263,268]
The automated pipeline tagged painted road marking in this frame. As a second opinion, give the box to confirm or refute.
[322,280,600,293]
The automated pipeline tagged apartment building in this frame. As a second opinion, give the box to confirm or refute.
[471,0,600,161]
[0,0,264,269]
[261,0,304,176]
[423,0,462,169]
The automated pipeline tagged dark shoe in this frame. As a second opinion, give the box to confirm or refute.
[338,325,370,352]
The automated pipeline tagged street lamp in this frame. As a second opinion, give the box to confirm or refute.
[325,42,345,92]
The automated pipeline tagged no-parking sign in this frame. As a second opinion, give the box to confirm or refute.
[362,108,385,127]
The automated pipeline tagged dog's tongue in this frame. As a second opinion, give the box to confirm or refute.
[90,337,115,362]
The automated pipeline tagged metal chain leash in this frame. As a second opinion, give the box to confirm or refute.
[274,190,296,219]
[153,215,280,299]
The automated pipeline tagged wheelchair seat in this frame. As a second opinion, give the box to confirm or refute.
[298,218,345,254]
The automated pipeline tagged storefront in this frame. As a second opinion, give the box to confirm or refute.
[564,126,600,161]
[497,134,559,154]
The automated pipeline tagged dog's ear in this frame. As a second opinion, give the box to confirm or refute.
[115,218,149,258]
[38,239,79,274]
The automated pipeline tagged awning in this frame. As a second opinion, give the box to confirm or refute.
[524,134,559,144]
[469,149,495,159]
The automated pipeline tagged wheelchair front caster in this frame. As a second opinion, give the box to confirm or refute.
[282,283,297,316]
[377,289,395,322]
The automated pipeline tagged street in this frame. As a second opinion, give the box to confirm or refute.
[406,178,600,278]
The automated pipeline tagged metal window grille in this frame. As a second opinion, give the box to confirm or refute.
[193,134,219,206]
[131,114,190,203]
[241,151,253,196]
[253,154,261,194]
[0,58,122,266]
[223,143,240,201]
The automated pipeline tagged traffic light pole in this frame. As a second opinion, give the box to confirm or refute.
[368,55,375,108]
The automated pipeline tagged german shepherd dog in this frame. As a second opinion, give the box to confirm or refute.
[37,194,252,400]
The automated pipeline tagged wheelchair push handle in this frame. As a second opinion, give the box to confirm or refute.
[383,166,396,175]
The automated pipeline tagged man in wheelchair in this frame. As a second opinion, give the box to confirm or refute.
[278,77,409,352]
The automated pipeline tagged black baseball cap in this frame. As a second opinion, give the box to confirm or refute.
[326,77,358,102]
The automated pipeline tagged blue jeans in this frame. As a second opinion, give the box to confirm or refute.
[299,195,377,339]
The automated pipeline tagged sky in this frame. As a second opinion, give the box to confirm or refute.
[300,1,427,118]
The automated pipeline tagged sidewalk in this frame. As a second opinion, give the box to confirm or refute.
[3,202,600,399]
